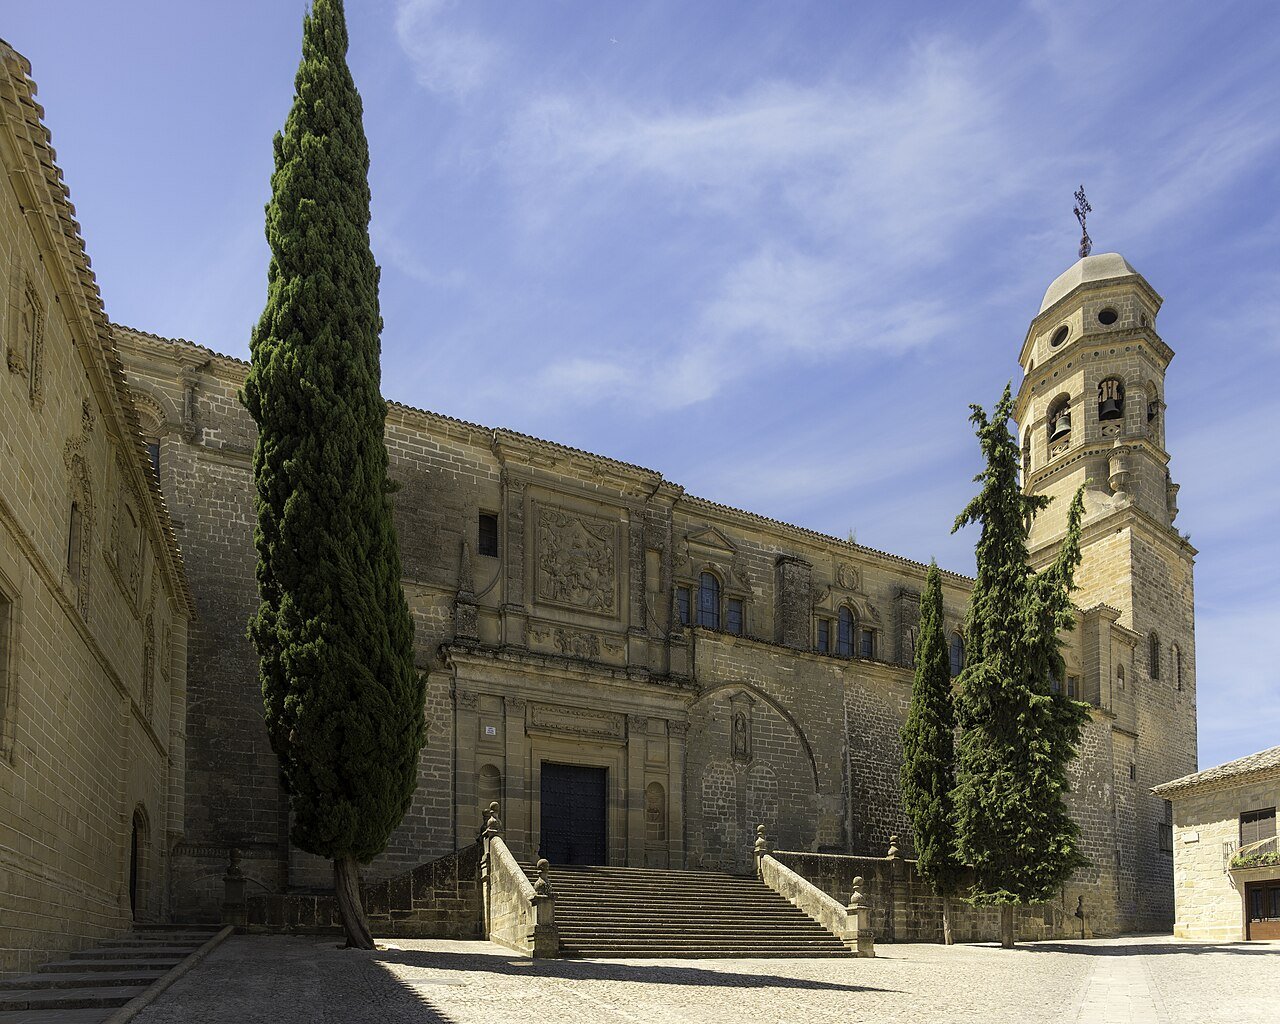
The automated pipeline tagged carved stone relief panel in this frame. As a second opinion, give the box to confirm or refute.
[528,702,625,741]
[533,504,618,615]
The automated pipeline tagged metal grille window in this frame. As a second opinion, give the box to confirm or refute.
[1159,802,1173,853]
[478,513,499,557]
[1149,632,1161,679]
[1067,675,1079,699]
[697,573,720,630]
[816,618,831,654]
[949,634,964,677]
[1241,807,1277,847]
[837,608,854,657]
[726,599,744,636]
[675,586,691,626]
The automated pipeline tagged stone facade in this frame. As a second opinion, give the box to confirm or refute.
[0,45,193,978]
[111,239,1198,940]
[1,35,1201,967]
[1154,748,1280,941]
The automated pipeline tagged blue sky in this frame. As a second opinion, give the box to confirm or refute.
[7,1,1277,769]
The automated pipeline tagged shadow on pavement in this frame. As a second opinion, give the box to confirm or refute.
[372,944,895,993]
[1021,940,1280,957]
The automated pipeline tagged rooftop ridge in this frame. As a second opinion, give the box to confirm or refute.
[110,324,975,584]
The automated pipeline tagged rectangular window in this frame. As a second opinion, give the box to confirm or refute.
[1067,675,1079,699]
[676,586,691,626]
[478,512,499,558]
[1128,762,1136,781]
[816,618,831,654]
[67,502,82,586]
[726,599,743,636]
[1241,807,1277,848]
[1159,802,1173,853]
[0,588,10,730]
[146,441,160,478]
[859,628,874,659]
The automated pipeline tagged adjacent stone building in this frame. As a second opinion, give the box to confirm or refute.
[0,43,193,977]
[1154,746,1280,941]
[1,33,1201,973]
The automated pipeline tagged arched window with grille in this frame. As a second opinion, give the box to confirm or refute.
[697,572,720,630]
[1171,643,1182,691]
[837,607,855,657]
[949,633,965,678]
[1149,631,1161,680]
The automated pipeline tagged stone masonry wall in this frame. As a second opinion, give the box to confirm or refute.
[1168,774,1280,941]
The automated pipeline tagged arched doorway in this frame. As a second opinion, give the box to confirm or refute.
[129,805,148,920]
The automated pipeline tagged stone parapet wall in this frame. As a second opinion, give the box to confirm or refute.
[775,851,1095,943]
[246,844,482,939]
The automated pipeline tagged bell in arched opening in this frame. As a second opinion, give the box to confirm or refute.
[1049,407,1072,442]
[1098,378,1125,421]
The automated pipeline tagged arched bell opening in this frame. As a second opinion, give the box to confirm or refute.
[1046,394,1073,450]
[1098,377,1126,422]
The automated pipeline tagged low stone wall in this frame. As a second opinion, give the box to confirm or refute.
[484,839,558,957]
[246,844,483,939]
[758,854,871,955]
[773,851,1084,943]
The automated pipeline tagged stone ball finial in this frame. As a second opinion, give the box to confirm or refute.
[754,824,770,855]
[533,858,554,898]
[848,875,865,910]
[887,835,900,860]
[483,801,504,837]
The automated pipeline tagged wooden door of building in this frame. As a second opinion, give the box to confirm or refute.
[1245,881,1280,940]
[539,763,607,865]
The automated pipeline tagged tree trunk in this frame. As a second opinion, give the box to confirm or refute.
[334,856,374,950]
[942,895,954,945]
[1000,904,1015,949]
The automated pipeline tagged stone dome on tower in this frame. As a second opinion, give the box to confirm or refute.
[1040,252,1141,314]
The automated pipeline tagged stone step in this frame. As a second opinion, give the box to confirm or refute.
[561,947,851,959]
[69,946,194,961]
[131,922,222,931]
[0,987,147,1012]
[39,958,183,974]
[0,971,166,991]
[97,937,207,948]
[0,1010,115,1024]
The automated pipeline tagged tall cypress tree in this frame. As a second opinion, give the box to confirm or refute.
[242,0,424,950]
[951,384,1088,949]
[900,562,964,944]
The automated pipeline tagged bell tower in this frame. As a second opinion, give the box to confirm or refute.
[1014,247,1197,933]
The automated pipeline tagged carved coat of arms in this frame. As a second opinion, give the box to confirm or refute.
[535,506,617,613]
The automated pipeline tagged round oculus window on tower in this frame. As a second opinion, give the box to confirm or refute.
[1050,325,1069,347]
[1098,308,1119,326]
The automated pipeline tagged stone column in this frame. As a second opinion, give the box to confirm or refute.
[454,689,480,846]
[626,715,648,866]
[504,696,529,858]
[668,721,689,868]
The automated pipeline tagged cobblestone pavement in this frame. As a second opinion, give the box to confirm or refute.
[129,934,1280,1024]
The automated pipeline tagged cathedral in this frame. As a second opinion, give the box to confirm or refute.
[0,39,1197,974]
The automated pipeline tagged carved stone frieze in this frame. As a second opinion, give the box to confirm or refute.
[553,628,600,660]
[534,505,617,614]
[456,689,479,710]
[528,702,625,740]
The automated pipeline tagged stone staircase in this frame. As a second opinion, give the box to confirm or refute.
[0,924,220,1023]
[524,864,853,958]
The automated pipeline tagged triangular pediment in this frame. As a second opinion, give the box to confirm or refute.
[684,526,738,553]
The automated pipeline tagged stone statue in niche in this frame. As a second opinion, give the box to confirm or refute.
[732,710,751,763]
[535,506,617,613]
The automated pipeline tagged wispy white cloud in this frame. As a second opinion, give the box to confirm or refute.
[394,0,499,99]
[499,39,1022,411]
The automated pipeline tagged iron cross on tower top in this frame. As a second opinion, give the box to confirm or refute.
[1074,185,1093,259]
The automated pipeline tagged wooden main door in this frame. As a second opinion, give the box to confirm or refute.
[539,763,607,865]
[1245,881,1280,940]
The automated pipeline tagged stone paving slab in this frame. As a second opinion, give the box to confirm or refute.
[0,1011,112,1024]
[126,934,1280,1024]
